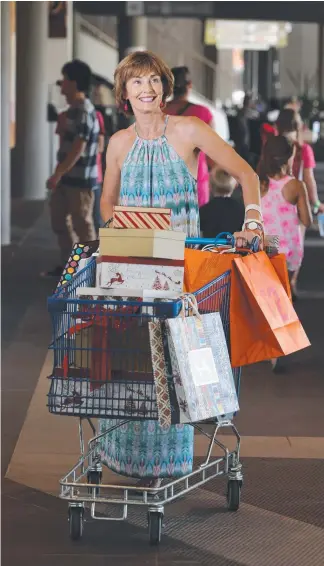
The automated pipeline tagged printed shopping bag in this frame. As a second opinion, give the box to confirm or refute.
[56,240,99,289]
[230,252,310,367]
[166,298,239,423]
[149,321,172,429]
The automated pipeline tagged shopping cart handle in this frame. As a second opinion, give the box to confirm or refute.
[186,232,260,251]
[186,232,235,247]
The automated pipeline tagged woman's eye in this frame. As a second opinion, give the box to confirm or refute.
[152,77,160,83]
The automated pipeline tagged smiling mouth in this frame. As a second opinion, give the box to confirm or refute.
[139,97,156,103]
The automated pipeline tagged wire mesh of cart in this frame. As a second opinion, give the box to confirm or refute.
[47,236,244,545]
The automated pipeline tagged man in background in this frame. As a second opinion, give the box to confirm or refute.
[44,59,99,277]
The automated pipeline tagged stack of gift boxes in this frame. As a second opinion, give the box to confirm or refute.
[95,206,186,295]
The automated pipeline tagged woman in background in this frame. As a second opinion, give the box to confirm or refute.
[276,109,323,295]
[165,66,214,207]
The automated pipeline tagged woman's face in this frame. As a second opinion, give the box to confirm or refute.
[125,72,164,114]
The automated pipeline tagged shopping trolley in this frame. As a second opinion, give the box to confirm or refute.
[47,235,247,545]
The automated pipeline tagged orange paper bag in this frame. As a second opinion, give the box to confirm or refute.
[184,248,292,299]
[270,253,292,301]
[184,248,240,293]
[230,252,310,367]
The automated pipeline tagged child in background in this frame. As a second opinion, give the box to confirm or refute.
[199,169,245,238]
[259,135,312,296]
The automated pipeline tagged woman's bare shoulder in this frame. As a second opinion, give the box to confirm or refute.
[284,177,303,191]
[167,115,210,142]
[109,125,135,149]
[282,177,305,199]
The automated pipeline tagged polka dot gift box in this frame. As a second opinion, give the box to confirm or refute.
[57,240,99,289]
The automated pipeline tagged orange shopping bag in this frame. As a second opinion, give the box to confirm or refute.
[184,248,240,292]
[270,253,292,301]
[230,252,310,367]
[184,248,292,299]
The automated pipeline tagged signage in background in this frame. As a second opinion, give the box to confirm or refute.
[204,19,292,51]
[48,1,67,38]
[126,1,214,18]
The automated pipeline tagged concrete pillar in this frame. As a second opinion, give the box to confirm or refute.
[1,2,11,245]
[117,11,148,129]
[319,24,324,99]
[14,1,49,199]
[117,11,147,62]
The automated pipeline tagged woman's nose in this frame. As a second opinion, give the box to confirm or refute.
[142,80,155,92]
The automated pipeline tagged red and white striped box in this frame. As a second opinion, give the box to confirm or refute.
[113,206,171,230]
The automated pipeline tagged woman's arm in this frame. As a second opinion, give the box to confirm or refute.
[297,181,313,228]
[188,117,261,221]
[100,134,122,223]
[301,144,324,213]
[303,168,324,213]
[98,134,105,154]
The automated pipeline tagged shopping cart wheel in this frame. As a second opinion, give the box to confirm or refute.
[148,511,163,546]
[87,470,102,495]
[69,506,84,540]
[227,480,241,512]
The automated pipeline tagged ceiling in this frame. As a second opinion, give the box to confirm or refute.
[74,2,324,24]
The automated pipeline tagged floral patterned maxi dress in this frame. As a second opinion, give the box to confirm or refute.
[99,117,199,478]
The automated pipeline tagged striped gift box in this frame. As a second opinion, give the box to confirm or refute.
[113,206,171,230]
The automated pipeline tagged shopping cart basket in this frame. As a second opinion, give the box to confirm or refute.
[47,235,245,545]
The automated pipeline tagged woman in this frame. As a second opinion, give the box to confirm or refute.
[276,109,323,213]
[100,50,263,488]
[165,66,214,207]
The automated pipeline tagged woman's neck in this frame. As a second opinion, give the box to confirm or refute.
[134,112,166,140]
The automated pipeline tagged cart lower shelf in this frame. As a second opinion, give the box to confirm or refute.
[61,418,243,545]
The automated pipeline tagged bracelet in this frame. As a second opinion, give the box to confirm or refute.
[313,200,321,214]
[245,204,263,220]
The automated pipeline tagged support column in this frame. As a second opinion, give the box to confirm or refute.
[258,50,269,101]
[13,1,49,199]
[117,15,147,61]
[243,51,252,93]
[251,51,259,99]
[1,2,11,245]
[319,23,324,99]
[117,9,147,129]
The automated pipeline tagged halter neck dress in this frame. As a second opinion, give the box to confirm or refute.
[98,116,198,479]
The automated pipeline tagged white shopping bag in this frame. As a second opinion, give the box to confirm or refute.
[166,295,239,423]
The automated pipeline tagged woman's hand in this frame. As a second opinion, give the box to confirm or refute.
[233,229,264,251]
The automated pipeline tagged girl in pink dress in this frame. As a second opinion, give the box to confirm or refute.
[259,136,312,276]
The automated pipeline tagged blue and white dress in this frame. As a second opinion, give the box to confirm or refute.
[99,117,199,478]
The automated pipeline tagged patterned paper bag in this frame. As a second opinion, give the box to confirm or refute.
[166,303,239,423]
